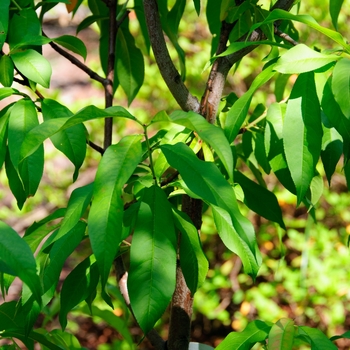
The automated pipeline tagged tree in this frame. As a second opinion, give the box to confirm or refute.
[0,0,349,349]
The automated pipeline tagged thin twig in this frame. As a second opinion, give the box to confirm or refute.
[87,140,104,155]
[44,32,107,85]
[275,27,299,46]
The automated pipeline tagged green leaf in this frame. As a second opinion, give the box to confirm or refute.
[42,329,82,350]
[11,50,52,88]
[332,58,350,119]
[170,110,234,180]
[0,104,11,170]
[161,143,261,278]
[0,55,14,87]
[0,222,42,304]
[321,127,343,185]
[55,183,93,243]
[0,88,18,100]
[11,35,51,50]
[322,76,350,161]
[5,150,26,209]
[116,26,144,105]
[8,8,40,49]
[225,64,275,143]
[41,222,86,304]
[172,208,208,294]
[0,0,10,49]
[8,99,44,198]
[234,171,285,229]
[250,9,350,53]
[88,135,142,304]
[76,15,107,34]
[296,326,337,350]
[42,99,87,181]
[330,330,350,341]
[268,318,295,350]
[128,185,177,334]
[52,35,87,60]
[330,0,344,30]
[216,320,271,350]
[20,105,137,161]
[283,72,322,204]
[193,0,200,15]
[59,257,97,330]
[134,0,150,53]
[274,44,340,74]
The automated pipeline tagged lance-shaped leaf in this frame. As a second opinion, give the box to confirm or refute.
[283,72,322,204]
[20,105,137,161]
[128,185,177,334]
[52,35,87,60]
[268,318,295,350]
[274,44,340,74]
[332,58,350,120]
[11,50,52,88]
[0,222,42,304]
[321,127,343,185]
[0,104,11,170]
[0,0,10,49]
[296,326,337,349]
[42,99,87,181]
[172,208,208,294]
[330,0,344,30]
[216,320,272,350]
[170,110,234,181]
[88,135,142,303]
[250,9,350,53]
[161,143,261,278]
[234,171,285,229]
[59,257,99,330]
[0,55,14,87]
[8,99,44,199]
[54,183,93,243]
[225,64,275,144]
[40,221,87,307]
[322,76,350,161]
[116,26,144,105]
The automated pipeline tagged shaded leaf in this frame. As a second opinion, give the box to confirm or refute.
[0,0,10,49]
[234,171,285,229]
[283,72,322,204]
[0,104,11,170]
[330,0,345,30]
[0,222,42,304]
[88,135,142,305]
[42,99,87,181]
[76,15,107,34]
[116,26,144,105]
[0,55,14,87]
[128,185,177,333]
[296,326,337,350]
[172,208,208,294]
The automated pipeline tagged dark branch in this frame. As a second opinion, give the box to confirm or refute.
[143,0,200,112]
[275,27,299,46]
[87,140,104,154]
[45,33,107,85]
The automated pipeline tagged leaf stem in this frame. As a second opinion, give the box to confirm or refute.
[144,125,158,185]
[11,0,21,10]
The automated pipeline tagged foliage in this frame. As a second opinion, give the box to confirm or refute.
[0,0,350,349]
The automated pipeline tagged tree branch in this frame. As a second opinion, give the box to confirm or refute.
[201,0,295,123]
[45,34,107,85]
[143,0,200,112]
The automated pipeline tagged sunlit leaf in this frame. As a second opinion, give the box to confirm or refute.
[52,35,87,60]
[330,0,345,30]
[268,318,295,350]
[128,185,177,333]
[332,58,350,119]
[11,50,52,88]
[296,326,337,349]
[89,135,142,305]
[274,44,340,74]
[283,72,322,204]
